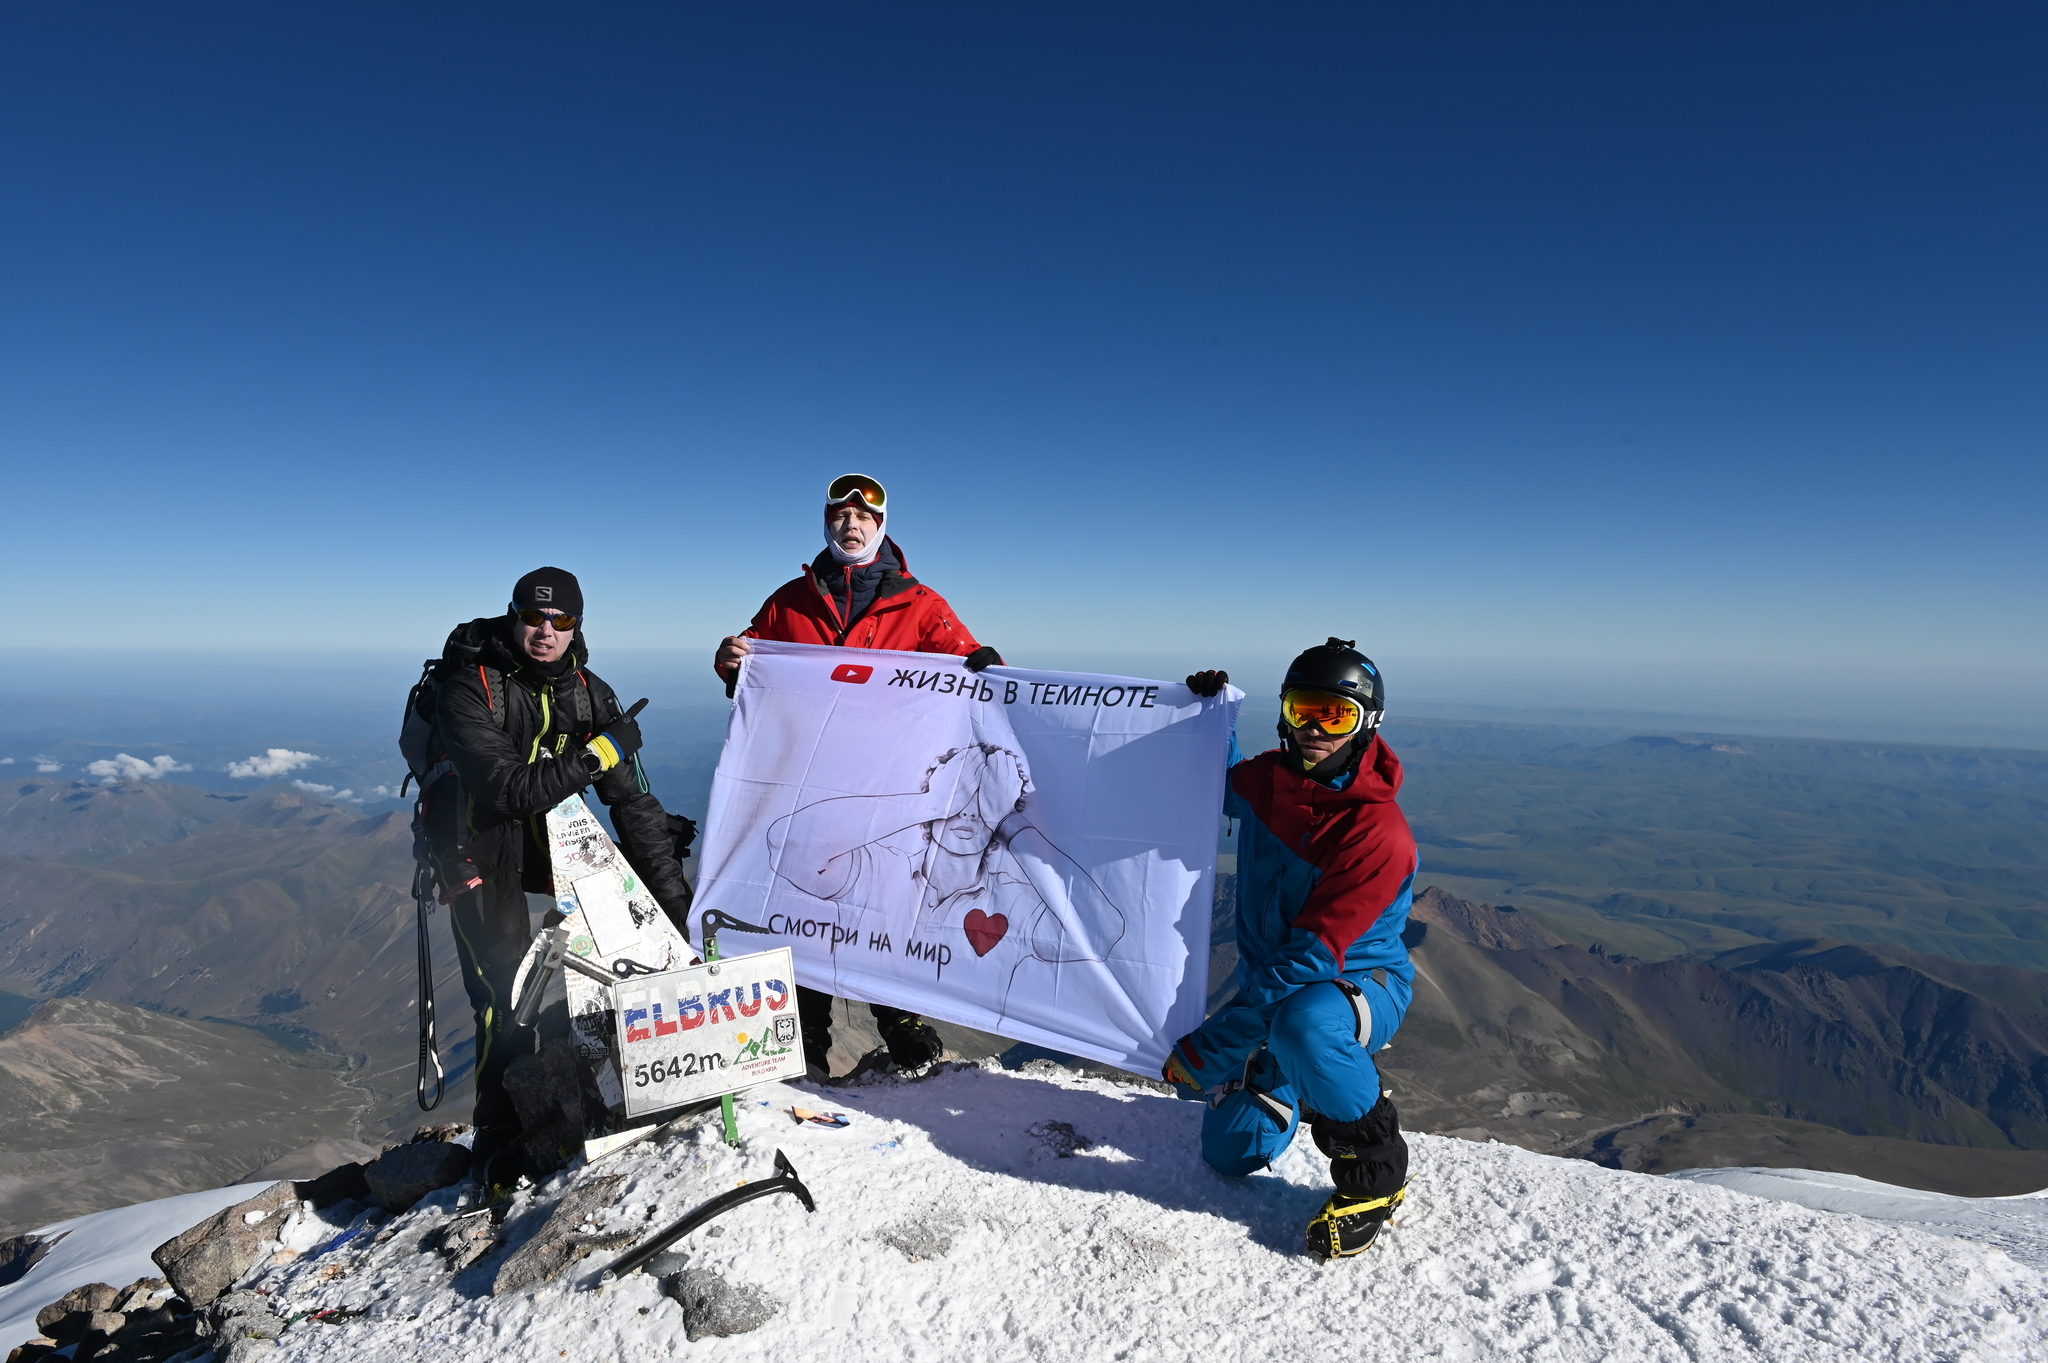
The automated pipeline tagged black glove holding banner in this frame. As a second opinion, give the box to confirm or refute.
[585,698,648,775]
[964,646,1004,673]
[667,811,699,861]
[1185,670,1229,697]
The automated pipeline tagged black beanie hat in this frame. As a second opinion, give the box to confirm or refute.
[511,566,583,618]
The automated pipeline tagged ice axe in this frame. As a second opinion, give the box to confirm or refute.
[696,908,777,1144]
[596,1148,815,1289]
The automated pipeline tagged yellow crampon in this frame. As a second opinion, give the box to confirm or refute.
[1305,1185,1406,1261]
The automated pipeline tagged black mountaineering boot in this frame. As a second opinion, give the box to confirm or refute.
[876,1009,943,1071]
[796,985,836,1079]
[1305,1094,1409,1260]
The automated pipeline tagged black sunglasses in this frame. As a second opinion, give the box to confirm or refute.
[514,607,581,632]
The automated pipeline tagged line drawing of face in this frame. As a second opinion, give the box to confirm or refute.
[762,743,1130,1019]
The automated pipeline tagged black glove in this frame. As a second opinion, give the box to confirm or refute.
[583,700,647,775]
[667,812,698,861]
[964,646,1004,672]
[1185,670,1229,697]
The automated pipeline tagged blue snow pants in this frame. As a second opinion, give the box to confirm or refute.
[1200,976,1405,1177]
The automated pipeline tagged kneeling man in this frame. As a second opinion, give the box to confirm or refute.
[1173,639,1416,1260]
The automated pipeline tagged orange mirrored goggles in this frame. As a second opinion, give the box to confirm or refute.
[826,473,887,513]
[1281,688,1372,736]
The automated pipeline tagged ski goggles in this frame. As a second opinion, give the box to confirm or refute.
[825,473,887,513]
[515,608,581,632]
[1281,688,1374,736]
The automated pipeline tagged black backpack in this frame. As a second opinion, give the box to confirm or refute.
[398,636,506,1113]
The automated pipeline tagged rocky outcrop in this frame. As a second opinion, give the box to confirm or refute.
[11,1276,189,1363]
[491,1174,628,1296]
[149,1180,298,1307]
[363,1140,470,1214]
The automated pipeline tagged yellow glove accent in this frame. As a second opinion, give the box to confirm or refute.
[587,734,623,772]
[1162,1048,1200,1089]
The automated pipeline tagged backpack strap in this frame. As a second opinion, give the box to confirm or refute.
[573,670,594,729]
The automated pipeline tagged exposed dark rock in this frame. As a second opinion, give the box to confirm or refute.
[0,1231,65,1288]
[491,1174,627,1296]
[36,1282,117,1334]
[292,1160,371,1210]
[362,1141,470,1214]
[664,1267,779,1341]
[149,1181,297,1308]
[46,1308,126,1347]
[503,1006,588,1176]
[109,1276,169,1313]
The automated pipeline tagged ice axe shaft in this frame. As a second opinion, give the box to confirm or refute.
[512,920,573,1028]
[597,1148,815,1285]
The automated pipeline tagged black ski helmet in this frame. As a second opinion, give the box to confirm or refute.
[1281,637,1385,715]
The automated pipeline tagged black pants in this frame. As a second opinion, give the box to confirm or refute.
[795,985,919,1066]
[447,876,534,1135]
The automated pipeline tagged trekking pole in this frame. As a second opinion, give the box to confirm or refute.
[412,860,446,1111]
[699,909,776,1146]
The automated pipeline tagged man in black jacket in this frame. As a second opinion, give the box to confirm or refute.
[429,566,692,1171]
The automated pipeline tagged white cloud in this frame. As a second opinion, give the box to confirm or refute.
[85,753,191,785]
[227,748,321,779]
[368,784,399,799]
[33,755,61,773]
[293,780,361,802]
[0,757,12,765]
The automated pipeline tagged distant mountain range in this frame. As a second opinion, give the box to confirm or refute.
[1389,723,2048,971]
[1,773,2042,1233]
[1378,887,2048,1196]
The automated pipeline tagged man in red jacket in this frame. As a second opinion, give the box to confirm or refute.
[714,473,1002,1076]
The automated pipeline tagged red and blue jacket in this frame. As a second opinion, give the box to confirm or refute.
[1179,734,1418,1082]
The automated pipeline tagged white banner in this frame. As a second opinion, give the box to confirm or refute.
[691,640,1241,1073]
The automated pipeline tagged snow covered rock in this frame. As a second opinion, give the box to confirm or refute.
[663,1266,778,1341]
[428,1215,498,1274]
[490,1174,628,1296]
[149,1181,296,1308]
[362,1143,470,1215]
[205,1289,285,1347]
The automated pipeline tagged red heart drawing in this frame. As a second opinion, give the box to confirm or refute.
[962,909,1009,957]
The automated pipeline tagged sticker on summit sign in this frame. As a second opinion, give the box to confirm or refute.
[613,947,806,1116]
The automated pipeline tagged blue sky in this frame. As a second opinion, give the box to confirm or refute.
[5,4,2044,729]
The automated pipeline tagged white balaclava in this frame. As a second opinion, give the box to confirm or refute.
[824,497,887,566]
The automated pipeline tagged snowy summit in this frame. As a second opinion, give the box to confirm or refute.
[7,1061,2044,1361]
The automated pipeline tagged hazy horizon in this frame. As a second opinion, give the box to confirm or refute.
[3,645,2042,756]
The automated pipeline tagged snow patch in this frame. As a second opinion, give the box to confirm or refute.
[1666,1166,2048,1269]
